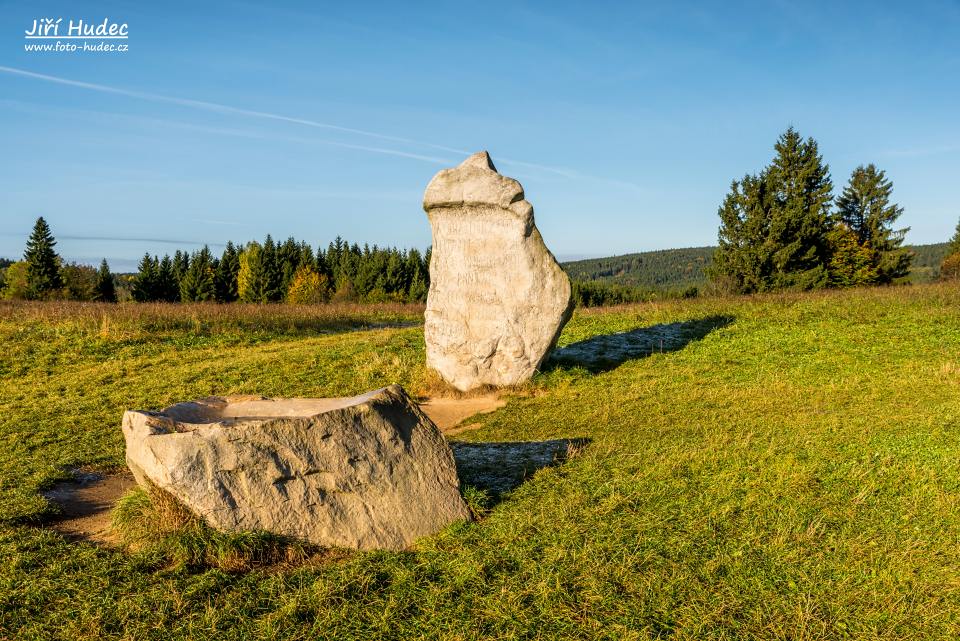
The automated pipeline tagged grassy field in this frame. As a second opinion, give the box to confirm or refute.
[2,285,960,639]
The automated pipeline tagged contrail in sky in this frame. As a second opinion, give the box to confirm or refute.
[0,64,468,159]
[0,65,644,189]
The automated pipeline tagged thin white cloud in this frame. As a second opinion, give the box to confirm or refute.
[0,65,648,190]
[0,65,462,152]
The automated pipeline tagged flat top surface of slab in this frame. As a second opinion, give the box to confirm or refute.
[161,389,383,424]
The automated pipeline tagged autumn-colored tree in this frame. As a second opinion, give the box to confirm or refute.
[941,253,960,281]
[1,261,30,299]
[286,265,331,304]
[828,224,877,288]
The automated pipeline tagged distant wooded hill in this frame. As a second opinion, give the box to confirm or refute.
[562,243,951,292]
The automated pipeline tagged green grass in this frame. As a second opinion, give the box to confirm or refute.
[2,286,960,639]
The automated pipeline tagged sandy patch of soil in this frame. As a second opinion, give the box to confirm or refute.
[419,395,507,434]
[42,470,135,545]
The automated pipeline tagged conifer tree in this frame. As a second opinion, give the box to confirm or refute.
[132,253,159,302]
[157,255,179,302]
[277,237,301,295]
[315,247,331,279]
[215,242,240,302]
[710,173,773,293]
[327,237,345,283]
[711,128,834,292]
[383,251,405,297]
[335,243,358,296]
[405,248,428,301]
[261,235,283,302]
[298,241,315,269]
[23,216,63,298]
[180,246,216,302]
[766,128,834,290]
[173,249,190,278]
[835,164,911,283]
[93,259,117,303]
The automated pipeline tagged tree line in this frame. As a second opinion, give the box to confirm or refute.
[0,219,431,304]
[130,236,430,304]
[710,127,919,292]
[563,247,714,291]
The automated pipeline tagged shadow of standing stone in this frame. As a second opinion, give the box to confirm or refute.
[451,438,589,496]
[549,315,733,373]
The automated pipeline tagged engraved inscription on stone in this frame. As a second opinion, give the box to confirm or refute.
[422,151,573,391]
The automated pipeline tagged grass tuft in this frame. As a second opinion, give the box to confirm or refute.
[112,486,316,572]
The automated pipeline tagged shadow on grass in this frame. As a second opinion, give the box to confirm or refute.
[451,438,590,499]
[547,315,734,374]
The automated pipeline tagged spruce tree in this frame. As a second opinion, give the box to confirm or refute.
[180,246,216,302]
[327,237,344,283]
[132,253,158,302]
[172,250,190,291]
[23,216,63,298]
[766,128,834,290]
[93,259,117,302]
[315,247,331,279]
[261,235,283,302]
[384,251,405,296]
[405,248,428,301]
[710,173,773,293]
[277,237,300,295]
[298,242,315,269]
[835,164,911,284]
[334,244,359,296]
[214,242,240,302]
[711,128,834,292]
[157,255,179,302]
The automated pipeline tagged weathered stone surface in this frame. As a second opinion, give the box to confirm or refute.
[423,151,573,391]
[122,385,471,551]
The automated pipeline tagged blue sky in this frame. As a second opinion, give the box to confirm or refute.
[1,1,959,270]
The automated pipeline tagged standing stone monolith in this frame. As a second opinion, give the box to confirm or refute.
[422,151,572,391]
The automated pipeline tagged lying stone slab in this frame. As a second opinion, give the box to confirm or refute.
[122,385,471,551]
[422,151,573,391]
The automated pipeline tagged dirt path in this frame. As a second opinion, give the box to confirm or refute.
[419,395,506,434]
[42,395,506,545]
